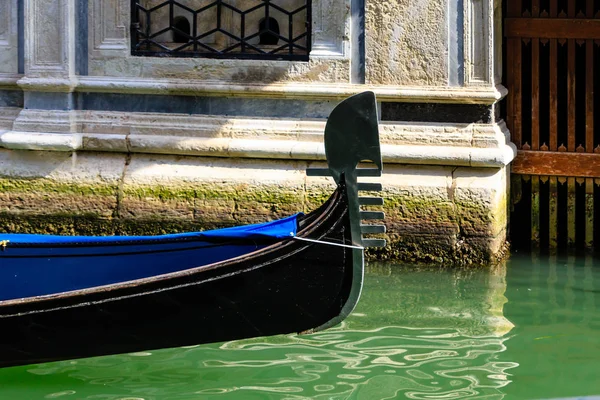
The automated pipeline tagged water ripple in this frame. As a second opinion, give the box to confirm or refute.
[6,325,517,400]
[0,264,521,399]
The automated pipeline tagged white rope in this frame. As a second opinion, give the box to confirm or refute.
[291,236,364,250]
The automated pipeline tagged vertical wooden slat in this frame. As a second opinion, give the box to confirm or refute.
[586,1,595,153]
[567,177,576,246]
[508,0,523,149]
[532,0,540,16]
[549,176,558,248]
[531,1,540,149]
[507,39,515,134]
[586,0,594,18]
[549,0,558,151]
[507,0,521,19]
[567,40,576,151]
[567,2,576,152]
[531,176,540,247]
[549,40,558,150]
[531,0,540,152]
[514,41,523,149]
[549,0,557,17]
[586,178,594,248]
[532,39,540,150]
[567,1,575,18]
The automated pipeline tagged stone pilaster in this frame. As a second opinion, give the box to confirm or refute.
[0,0,20,74]
[463,0,503,87]
[15,0,78,133]
[23,0,75,79]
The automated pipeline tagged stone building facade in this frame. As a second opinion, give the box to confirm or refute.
[0,0,514,265]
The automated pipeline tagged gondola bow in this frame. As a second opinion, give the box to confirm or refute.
[0,92,384,368]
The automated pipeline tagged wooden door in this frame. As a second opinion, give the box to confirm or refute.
[505,0,600,250]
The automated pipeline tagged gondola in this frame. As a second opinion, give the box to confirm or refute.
[0,91,385,368]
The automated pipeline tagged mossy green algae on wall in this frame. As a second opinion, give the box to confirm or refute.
[0,178,118,218]
[0,149,509,266]
[0,184,507,266]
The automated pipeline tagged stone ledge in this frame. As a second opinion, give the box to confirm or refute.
[12,109,512,147]
[0,110,516,168]
[0,75,508,104]
[0,130,516,168]
[0,108,20,130]
[74,78,508,104]
[0,75,22,90]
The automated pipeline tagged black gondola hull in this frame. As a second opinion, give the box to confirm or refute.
[0,186,356,368]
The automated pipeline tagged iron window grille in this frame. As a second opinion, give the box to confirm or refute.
[130,0,311,61]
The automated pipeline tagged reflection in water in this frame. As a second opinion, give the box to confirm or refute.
[190,326,515,399]
[0,263,517,400]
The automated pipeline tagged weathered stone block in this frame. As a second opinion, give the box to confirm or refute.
[0,181,116,217]
[119,189,196,220]
[367,164,508,265]
[453,167,508,238]
[0,150,124,218]
[365,0,448,85]
[121,154,307,226]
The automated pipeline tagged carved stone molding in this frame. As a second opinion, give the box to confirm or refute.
[1,110,516,168]
[0,1,12,46]
[74,76,507,104]
[25,0,75,76]
[463,0,501,86]
[0,0,19,74]
[90,0,128,58]
[311,0,350,57]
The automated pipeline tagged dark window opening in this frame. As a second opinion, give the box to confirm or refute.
[259,17,280,45]
[172,16,190,43]
[131,0,310,61]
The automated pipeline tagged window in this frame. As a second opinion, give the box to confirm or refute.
[131,0,311,60]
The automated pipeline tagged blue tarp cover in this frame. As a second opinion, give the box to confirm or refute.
[0,214,300,244]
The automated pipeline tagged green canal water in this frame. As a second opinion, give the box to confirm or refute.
[1,253,599,399]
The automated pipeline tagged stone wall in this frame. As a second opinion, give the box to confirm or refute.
[0,149,509,265]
